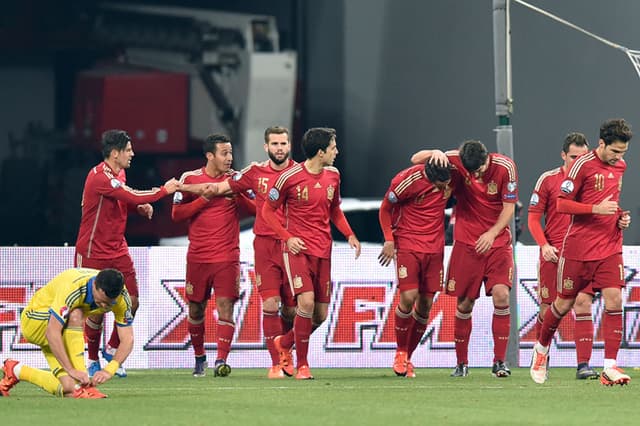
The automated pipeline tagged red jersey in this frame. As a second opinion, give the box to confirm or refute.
[529,167,568,247]
[75,162,168,259]
[382,164,452,253]
[447,152,518,247]
[266,163,342,259]
[228,159,296,238]
[558,150,625,260]
[173,168,241,263]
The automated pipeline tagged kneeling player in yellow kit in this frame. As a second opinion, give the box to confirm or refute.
[0,268,133,398]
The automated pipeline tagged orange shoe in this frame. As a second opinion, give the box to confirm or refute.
[600,366,631,386]
[267,365,285,379]
[274,335,294,377]
[393,351,408,376]
[406,361,416,378]
[0,359,20,397]
[72,385,108,399]
[295,365,314,380]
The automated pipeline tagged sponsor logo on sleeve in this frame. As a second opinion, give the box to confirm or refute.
[560,180,574,194]
[173,192,183,204]
[59,306,69,321]
[110,178,122,189]
[387,191,398,203]
[507,181,517,192]
[268,188,280,201]
[529,193,539,206]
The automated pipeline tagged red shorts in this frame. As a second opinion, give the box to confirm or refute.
[538,255,596,304]
[254,236,295,307]
[396,250,444,296]
[283,252,331,303]
[185,261,240,303]
[557,253,624,299]
[75,252,138,298]
[445,242,513,300]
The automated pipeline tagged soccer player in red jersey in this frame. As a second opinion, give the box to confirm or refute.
[530,119,633,386]
[262,127,361,380]
[183,126,298,378]
[76,130,179,378]
[172,134,252,378]
[412,140,518,378]
[528,132,602,379]
[378,161,453,378]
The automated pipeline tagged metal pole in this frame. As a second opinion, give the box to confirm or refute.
[493,0,519,368]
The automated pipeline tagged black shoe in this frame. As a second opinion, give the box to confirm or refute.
[451,363,469,377]
[576,364,599,380]
[213,359,231,377]
[492,360,511,377]
[192,356,207,377]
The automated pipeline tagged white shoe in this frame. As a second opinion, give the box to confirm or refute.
[115,366,127,378]
[600,366,630,386]
[530,345,549,384]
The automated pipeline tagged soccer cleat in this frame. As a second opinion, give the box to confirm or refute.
[273,335,294,377]
[0,359,20,397]
[600,366,630,386]
[492,360,511,378]
[393,350,408,376]
[576,364,599,380]
[295,365,314,380]
[267,365,285,379]
[405,361,416,378]
[87,360,101,378]
[193,356,208,377]
[115,366,127,378]
[72,384,108,399]
[450,363,469,377]
[213,359,231,377]
[530,346,549,384]
[101,348,114,362]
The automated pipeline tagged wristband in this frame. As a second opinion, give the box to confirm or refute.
[104,360,120,376]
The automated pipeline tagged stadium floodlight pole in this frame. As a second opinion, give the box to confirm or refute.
[493,0,519,368]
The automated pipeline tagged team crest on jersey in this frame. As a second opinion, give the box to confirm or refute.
[507,181,517,192]
[327,185,335,201]
[487,181,498,195]
[398,265,408,279]
[563,278,574,290]
[529,193,539,206]
[447,279,456,292]
[185,281,194,295]
[560,180,574,194]
[173,191,183,204]
[59,305,69,320]
[540,286,549,299]
[293,275,303,289]
[268,188,280,201]
[110,178,122,189]
[387,191,398,203]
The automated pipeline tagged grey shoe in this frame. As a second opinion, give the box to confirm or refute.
[451,363,469,377]
[492,360,511,377]
[576,364,599,380]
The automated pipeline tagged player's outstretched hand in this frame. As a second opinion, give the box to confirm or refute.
[348,235,361,259]
[92,370,113,385]
[378,241,395,266]
[163,178,180,194]
[137,203,154,219]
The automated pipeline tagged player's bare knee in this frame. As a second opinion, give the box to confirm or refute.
[281,305,296,321]
[216,297,236,320]
[262,296,280,313]
[188,302,206,321]
[457,297,474,312]
[67,308,85,327]
[573,293,593,314]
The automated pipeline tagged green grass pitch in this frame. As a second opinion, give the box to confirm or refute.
[2,368,639,425]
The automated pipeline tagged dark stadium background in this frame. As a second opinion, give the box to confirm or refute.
[1,0,639,246]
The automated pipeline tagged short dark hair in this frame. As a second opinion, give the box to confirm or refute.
[203,133,232,155]
[425,161,451,183]
[95,268,125,299]
[264,126,289,143]
[301,127,336,159]
[459,140,488,172]
[600,118,632,146]
[101,130,131,159]
[562,132,589,153]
